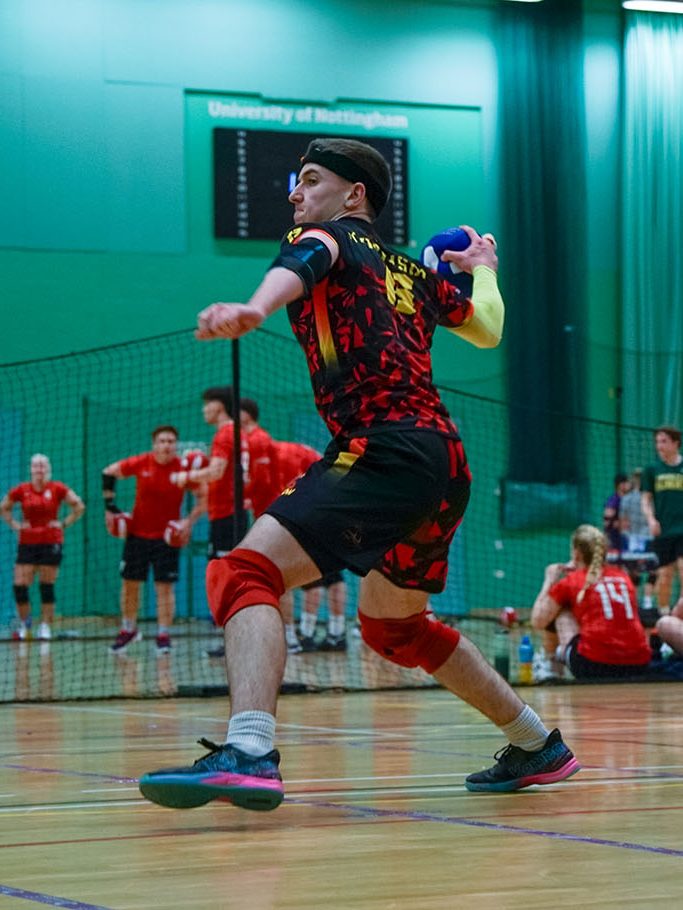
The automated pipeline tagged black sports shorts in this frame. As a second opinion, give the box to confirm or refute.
[651,534,683,569]
[120,535,179,583]
[266,428,471,593]
[208,513,249,560]
[17,543,63,566]
[300,571,344,591]
[566,635,650,680]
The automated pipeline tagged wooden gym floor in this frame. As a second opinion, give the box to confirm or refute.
[1,682,683,909]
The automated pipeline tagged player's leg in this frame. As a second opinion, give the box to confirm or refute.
[656,561,674,610]
[139,514,319,811]
[280,589,301,653]
[111,536,147,652]
[154,583,175,654]
[359,571,579,792]
[152,540,180,654]
[36,563,58,640]
[12,560,34,639]
[299,583,322,649]
[318,576,348,651]
[674,549,683,612]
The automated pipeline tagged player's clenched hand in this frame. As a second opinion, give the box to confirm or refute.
[442,225,498,274]
[195,303,264,340]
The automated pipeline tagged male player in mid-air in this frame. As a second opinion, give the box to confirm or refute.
[140,137,580,811]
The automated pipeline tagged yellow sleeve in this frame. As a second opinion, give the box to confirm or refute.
[447,265,505,348]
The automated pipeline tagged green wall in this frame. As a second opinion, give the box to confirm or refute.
[0,0,623,421]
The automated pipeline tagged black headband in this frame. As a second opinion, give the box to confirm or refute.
[300,146,389,216]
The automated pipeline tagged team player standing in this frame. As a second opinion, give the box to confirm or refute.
[1,454,85,641]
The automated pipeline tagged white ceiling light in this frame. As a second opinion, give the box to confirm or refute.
[623,1,683,12]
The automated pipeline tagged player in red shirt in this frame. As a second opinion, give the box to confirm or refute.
[102,426,206,654]
[240,398,279,519]
[531,524,652,678]
[171,387,249,560]
[141,137,578,811]
[1,453,85,641]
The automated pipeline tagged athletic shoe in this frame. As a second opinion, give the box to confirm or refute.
[298,635,318,652]
[465,729,580,792]
[12,626,30,642]
[156,633,172,655]
[287,639,303,654]
[110,628,142,654]
[36,622,52,641]
[205,643,225,659]
[532,649,558,683]
[139,738,284,811]
[318,634,347,652]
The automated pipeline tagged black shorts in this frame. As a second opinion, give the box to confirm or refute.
[208,514,249,560]
[566,635,650,680]
[16,543,63,567]
[120,535,180,583]
[300,571,344,591]
[651,535,683,569]
[266,428,471,593]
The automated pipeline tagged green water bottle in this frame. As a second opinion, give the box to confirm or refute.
[493,628,510,680]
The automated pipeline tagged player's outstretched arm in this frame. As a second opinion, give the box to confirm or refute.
[196,268,307,341]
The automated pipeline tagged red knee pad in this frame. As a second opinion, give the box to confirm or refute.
[206,547,285,627]
[358,609,460,674]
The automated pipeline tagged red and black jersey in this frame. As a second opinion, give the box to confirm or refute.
[282,217,472,443]
[549,566,652,666]
[9,481,69,545]
[118,453,185,539]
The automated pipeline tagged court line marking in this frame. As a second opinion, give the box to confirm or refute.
[288,799,683,857]
[0,883,113,909]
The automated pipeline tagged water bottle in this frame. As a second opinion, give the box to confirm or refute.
[493,628,510,680]
[518,634,534,685]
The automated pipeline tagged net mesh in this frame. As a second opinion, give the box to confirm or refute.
[0,329,658,701]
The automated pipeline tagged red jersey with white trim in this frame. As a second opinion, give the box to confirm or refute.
[243,426,278,518]
[275,441,321,489]
[119,453,184,539]
[549,566,652,666]
[281,217,472,443]
[208,422,250,521]
[9,481,69,545]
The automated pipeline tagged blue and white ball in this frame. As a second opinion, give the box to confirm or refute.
[420,226,474,295]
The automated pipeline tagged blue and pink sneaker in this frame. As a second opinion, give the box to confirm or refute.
[139,738,284,811]
[465,728,580,792]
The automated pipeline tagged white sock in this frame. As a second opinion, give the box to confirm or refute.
[328,614,345,638]
[226,711,276,756]
[284,623,299,647]
[501,705,550,752]
[122,618,135,632]
[643,595,654,610]
[300,610,317,638]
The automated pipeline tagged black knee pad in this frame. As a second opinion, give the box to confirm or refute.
[40,583,55,604]
[13,584,29,605]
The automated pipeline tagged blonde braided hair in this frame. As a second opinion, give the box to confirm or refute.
[572,524,607,604]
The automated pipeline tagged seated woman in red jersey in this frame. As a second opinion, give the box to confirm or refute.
[531,524,653,679]
[102,426,206,654]
[0,453,85,641]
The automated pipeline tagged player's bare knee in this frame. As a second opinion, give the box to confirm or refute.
[206,547,285,627]
[358,609,460,674]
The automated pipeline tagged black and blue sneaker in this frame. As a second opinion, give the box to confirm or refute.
[139,738,284,811]
[465,728,580,793]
